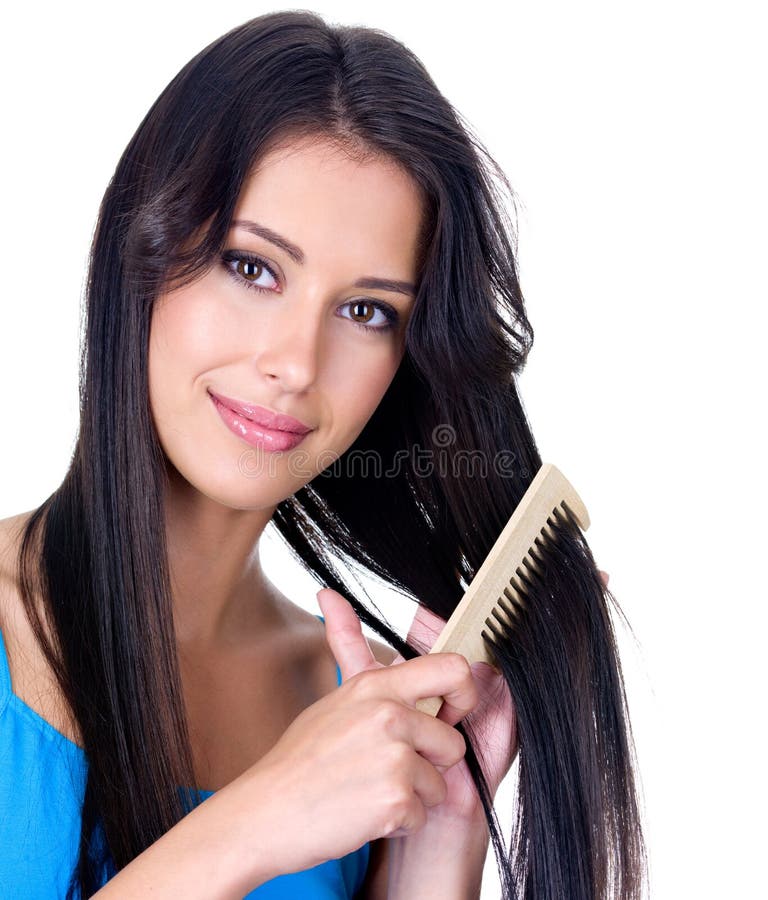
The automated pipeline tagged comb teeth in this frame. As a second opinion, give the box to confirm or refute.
[481,614,507,654]
[494,549,542,627]
[554,501,579,530]
[529,543,545,565]
[523,554,543,579]
[413,463,590,718]
[503,581,525,605]
[505,502,571,610]
[560,502,581,531]
[504,498,582,609]
[489,594,519,633]
[543,503,570,541]
[523,550,543,577]
[514,565,533,591]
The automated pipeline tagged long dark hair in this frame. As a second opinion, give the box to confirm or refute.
[15,10,647,898]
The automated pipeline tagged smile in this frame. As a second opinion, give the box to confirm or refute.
[208,389,312,452]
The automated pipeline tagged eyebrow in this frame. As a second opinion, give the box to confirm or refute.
[231,218,417,297]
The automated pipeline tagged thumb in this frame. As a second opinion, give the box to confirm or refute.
[317,588,379,683]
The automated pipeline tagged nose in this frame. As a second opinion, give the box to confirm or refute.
[254,297,323,392]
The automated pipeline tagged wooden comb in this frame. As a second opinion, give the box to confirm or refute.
[414,462,591,717]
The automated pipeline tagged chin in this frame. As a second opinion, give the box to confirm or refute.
[170,455,314,511]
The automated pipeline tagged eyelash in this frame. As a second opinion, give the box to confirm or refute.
[220,250,400,334]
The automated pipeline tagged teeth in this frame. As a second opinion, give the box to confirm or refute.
[490,603,515,631]
[498,592,522,620]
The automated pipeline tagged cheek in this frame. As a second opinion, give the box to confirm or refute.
[148,288,228,418]
[324,342,403,442]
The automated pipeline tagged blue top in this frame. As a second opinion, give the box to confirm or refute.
[0,615,370,898]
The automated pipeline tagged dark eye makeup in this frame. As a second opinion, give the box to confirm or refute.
[220,249,400,334]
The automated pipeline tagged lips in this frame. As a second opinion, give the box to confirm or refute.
[207,389,312,434]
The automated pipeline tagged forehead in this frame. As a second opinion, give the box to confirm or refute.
[233,135,425,272]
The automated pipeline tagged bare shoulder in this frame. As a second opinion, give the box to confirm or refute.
[0,510,80,747]
[0,509,50,652]
[273,585,398,664]
[0,510,36,628]
[304,599,398,667]
[277,593,398,689]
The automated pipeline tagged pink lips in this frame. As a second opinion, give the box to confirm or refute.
[208,389,312,433]
[208,388,313,452]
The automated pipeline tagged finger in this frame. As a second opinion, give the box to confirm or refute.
[598,569,610,587]
[387,652,479,725]
[384,752,452,836]
[317,588,378,681]
[432,656,491,727]
[402,705,468,771]
[403,605,479,726]
[433,660,508,730]
[411,752,451,811]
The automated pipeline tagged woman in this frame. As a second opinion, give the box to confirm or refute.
[0,10,646,899]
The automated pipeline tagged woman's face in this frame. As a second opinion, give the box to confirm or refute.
[148,134,424,510]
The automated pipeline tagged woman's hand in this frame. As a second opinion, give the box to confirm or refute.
[395,602,517,823]
[238,590,479,878]
[318,587,513,824]
[319,568,610,825]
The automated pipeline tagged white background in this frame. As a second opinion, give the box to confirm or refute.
[1,2,765,897]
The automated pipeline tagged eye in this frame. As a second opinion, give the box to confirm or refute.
[220,250,400,334]
[222,251,279,292]
[338,300,398,333]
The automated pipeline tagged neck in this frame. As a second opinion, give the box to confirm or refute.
[162,464,279,649]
